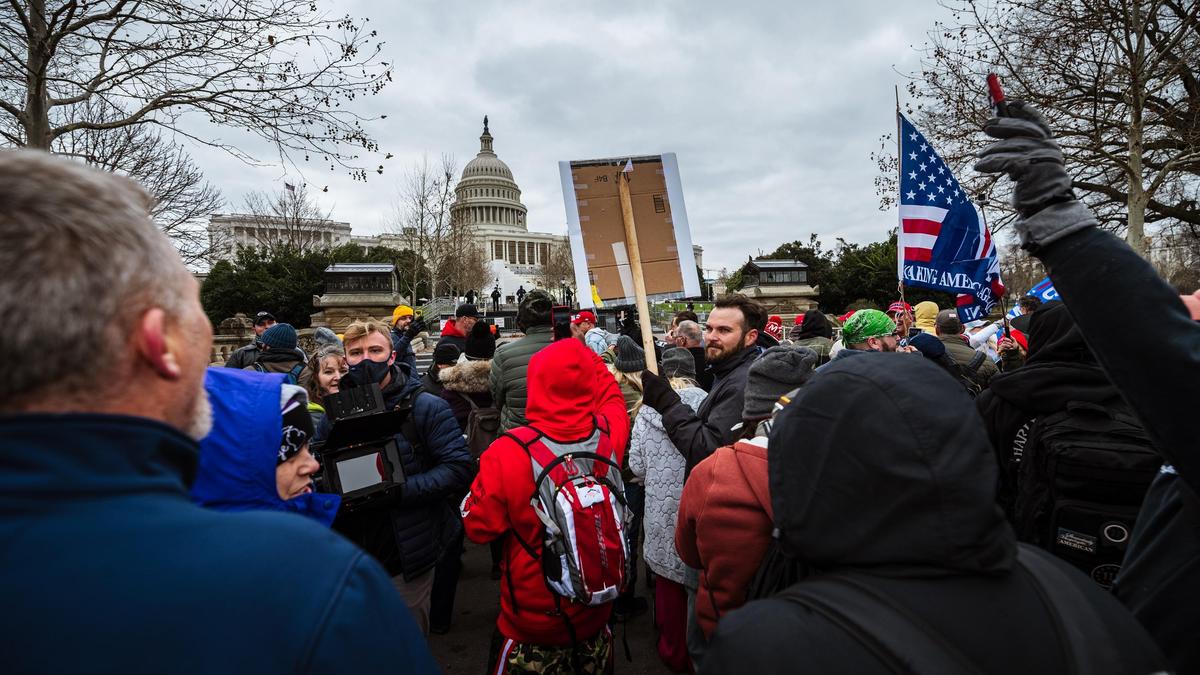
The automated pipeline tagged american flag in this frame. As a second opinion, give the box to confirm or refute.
[897,112,1004,321]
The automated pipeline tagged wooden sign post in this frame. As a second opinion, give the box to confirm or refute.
[616,161,658,374]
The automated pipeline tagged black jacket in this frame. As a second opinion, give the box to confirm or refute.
[975,302,1126,516]
[655,346,756,474]
[703,354,1166,675]
[318,362,475,579]
[223,342,259,369]
[1035,226,1200,673]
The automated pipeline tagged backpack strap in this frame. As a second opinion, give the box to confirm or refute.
[965,350,986,374]
[287,363,305,384]
[1015,547,1124,675]
[776,574,986,675]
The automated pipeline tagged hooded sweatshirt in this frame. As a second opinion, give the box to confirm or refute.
[437,319,469,353]
[913,300,939,333]
[791,309,834,363]
[461,338,631,645]
[192,367,340,526]
[702,354,1166,674]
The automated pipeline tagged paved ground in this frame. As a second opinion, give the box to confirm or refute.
[427,541,673,674]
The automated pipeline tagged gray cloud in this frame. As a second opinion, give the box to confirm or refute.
[187,0,962,273]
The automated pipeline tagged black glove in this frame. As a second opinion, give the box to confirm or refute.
[404,317,426,340]
[640,368,681,413]
[974,101,1096,250]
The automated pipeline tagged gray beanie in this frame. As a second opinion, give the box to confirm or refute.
[313,327,340,348]
[614,335,646,373]
[742,346,818,419]
[661,347,696,379]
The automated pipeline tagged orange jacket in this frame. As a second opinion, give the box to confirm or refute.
[675,438,774,639]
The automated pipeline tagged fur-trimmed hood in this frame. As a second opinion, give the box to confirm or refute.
[438,358,491,394]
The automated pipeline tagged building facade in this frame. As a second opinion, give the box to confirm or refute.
[207,213,352,263]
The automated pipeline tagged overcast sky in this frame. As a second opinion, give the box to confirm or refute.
[190,1,964,274]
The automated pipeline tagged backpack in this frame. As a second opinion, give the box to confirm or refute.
[455,392,502,459]
[504,417,630,606]
[770,546,1127,675]
[248,361,305,386]
[1013,400,1160,587]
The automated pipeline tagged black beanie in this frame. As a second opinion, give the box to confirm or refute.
[465,321,496,360]
[279,387,314,464]
[433,343,461,366]
[614,335,646,373]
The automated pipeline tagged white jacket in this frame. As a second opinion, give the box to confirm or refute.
[629,385,707,586]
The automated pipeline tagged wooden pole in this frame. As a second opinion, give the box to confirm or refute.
[616,163,659,374]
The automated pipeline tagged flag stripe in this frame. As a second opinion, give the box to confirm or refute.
[901,219,942,236]
[904,247,933,263]
[901,232,938,250]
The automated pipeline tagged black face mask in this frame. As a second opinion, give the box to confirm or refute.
[344,357,391,387]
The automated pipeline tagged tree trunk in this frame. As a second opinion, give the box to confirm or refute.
[23,0,52,149]
[1124,4,1149,260]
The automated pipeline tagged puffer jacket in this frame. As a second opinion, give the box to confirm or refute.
[438,358,493,432]
[316,362,475,580]
[489,324,554,431]
[629,386,707,586]
[462,338,631,646]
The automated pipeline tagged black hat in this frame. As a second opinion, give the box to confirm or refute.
[517,290,554,328]
[254,311,276,326]
[660,347,696,379]
[433,343,461,366]
[455,304,480,319]
[464,321,496,360]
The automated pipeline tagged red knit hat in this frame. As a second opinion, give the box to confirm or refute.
[764,315,784,341]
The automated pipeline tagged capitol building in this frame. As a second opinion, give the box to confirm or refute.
[209,118,702,300]
[447,118,572,295]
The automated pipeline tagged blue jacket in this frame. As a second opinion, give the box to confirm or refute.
[192,367,340,526]
[0,413,437,674]
[318,361,475,580]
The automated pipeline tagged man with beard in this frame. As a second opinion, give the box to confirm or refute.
[641,294,764,473]
[0,150,436,674]
[322,319,475,635]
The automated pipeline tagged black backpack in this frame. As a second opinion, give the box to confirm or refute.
[1012,400,1160,587]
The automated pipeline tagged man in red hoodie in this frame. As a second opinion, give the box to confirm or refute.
[462,337,631,674]
[437,303,479,353]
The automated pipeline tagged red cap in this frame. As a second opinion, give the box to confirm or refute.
[764,315,784,341]
[571,310,596,325]
[793,315,805,326]
[886,301,913,315]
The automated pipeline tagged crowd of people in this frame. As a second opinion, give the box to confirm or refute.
[2,99,1199,675]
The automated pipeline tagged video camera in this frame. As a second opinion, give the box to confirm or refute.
[310,383,408,511]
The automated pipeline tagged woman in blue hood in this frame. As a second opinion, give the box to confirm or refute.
[192,367,340,526]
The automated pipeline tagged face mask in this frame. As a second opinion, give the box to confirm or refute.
[345,357,391,387]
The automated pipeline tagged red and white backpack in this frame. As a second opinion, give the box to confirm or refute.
[505,418,629,606]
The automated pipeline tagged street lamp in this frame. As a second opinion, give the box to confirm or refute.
[560,276,567,305]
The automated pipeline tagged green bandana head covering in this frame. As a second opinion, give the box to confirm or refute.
[841,309,896,345]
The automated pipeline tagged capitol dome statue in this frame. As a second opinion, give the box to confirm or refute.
[450,117,569,299]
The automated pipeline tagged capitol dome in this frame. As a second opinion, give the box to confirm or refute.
[452,117,528,232]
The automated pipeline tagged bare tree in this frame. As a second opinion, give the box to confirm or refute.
[55,110,222,266]
[0,0,391,177]
[537,241,575,296]
[878,0,1200,258]
[240,184,334,256]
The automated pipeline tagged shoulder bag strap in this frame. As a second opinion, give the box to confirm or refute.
[777,575,986,675]
[1015,547,1124,675]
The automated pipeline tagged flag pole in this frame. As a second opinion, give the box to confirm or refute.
[895,85,907,307]
[978,201,1011,334]
[616,160,659,375]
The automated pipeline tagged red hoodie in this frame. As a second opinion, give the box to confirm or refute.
[461,338,630,646]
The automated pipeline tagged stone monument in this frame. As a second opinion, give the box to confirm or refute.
[311,263,402,331]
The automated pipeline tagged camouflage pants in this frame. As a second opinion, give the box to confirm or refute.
[487,626,613,674]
